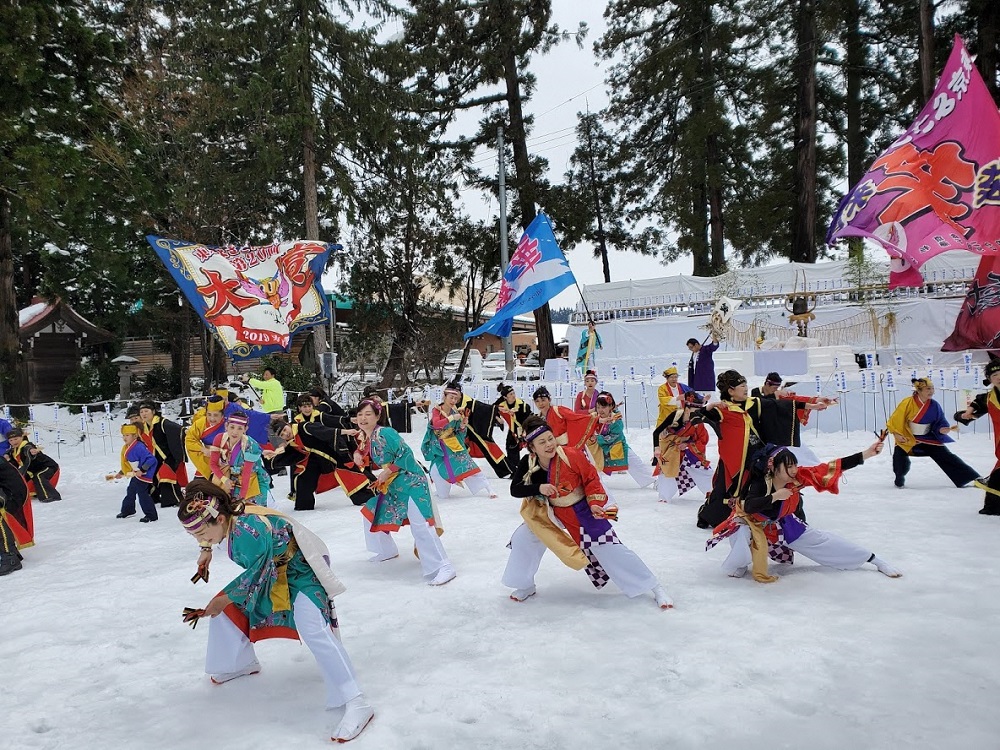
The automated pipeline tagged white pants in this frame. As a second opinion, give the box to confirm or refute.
[363,499,453,580]
[430,464,492,498]
[502,522,659,597]
[205,592,362,708]
[720,524,872,575]
[626,450,654,487]
[656,462,714,501]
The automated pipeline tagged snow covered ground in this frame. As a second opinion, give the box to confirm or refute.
[4,418,1000,749]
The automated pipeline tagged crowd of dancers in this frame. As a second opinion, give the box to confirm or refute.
[3,354,999,743]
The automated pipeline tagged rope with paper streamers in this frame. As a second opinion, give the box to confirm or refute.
[725,310,904,350]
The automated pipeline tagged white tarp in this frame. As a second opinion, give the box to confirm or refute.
[567,297,989,372]
[579,252,981,309]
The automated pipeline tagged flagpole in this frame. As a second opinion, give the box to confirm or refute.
[498,126,515,374]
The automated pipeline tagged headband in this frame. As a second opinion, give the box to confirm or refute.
[764,376,782,386]
[766,446,794,474]
[359,397,383,415]
[226,414,249,426]
[584,370,597,381]
[444,386,462,396]
[912,378,931,389]
[180,491,221,533]
[596,392,616,408]
[121,424,139,436]
[525,423,552,443]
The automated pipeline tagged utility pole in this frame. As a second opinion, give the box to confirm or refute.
[497,126,515,374]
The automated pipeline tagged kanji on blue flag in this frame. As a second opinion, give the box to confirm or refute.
[465,213,576,339]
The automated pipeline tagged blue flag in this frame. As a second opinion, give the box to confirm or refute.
[465,213,576,339]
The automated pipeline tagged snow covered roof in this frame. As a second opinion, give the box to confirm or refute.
[18,300,52,328]
[18,297,115,343]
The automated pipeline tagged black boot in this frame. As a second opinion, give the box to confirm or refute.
[979,493,1000,516]
[0,550,23,576]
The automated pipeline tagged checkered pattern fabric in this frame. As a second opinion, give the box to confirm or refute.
[580,529,620,589]
[675,466,697,497]
[768,540,794,564]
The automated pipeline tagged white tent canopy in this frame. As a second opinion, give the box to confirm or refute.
[577,252,981,309]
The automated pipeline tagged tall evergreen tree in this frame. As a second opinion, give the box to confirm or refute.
[601,0,748,275]
[402,0,586,361]
[0,0,117,403]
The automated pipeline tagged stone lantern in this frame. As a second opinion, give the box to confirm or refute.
[112,355,140,401]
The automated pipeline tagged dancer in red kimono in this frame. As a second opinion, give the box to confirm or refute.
[573,370,600,413]
[532,386,599,451]
[504,416,671,608]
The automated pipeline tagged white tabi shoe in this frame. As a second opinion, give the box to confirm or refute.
[210,662,261,685]
[368,552,399,563]
[509,585,536,602]
[331,695,375,743]
[651,585,673,610]
[428,564,457,586]
[870,556,903,578]
[727,566,748,579]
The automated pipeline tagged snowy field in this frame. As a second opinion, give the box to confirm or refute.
[3,417,1000,750]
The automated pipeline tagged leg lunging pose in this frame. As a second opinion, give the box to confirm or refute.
[654,392,714,502]
[179,478,374,743]
[5,428,61,502]
[503,416,671,609]
[112,423,158,522]
[354,398,456,585]
[886,378,980,489]
[706,441,902,583]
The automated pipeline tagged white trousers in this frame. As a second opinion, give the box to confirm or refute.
[363,499,453,580]
[720,524,872,575]
[502,522,659,597]
[205,592,362,708]
[430,464,492,498]
[626,450,654,487]
[656,462,714,501]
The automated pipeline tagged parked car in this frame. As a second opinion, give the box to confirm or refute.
[480,351,510,380]
[442,348,482,379]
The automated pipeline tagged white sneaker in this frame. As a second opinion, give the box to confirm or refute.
[428,564,456,586]
[871,556,902,578]
[509,585,536,602]
[331,695,375,743]
[651,585,673,610]
[210,662,261,685]
[727,566,748,579]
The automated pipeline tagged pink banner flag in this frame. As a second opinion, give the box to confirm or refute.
[826,35,1000,288]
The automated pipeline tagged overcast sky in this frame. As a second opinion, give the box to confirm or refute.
[459,0,692,309]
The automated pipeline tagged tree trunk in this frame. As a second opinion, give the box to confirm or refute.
[975,0,1000,106]
[845,0,865,258]
[503,35,555,362]
[0,193,25,405]
[701,5,726,275]
[790,0,818,263]
[300,3,320,240]
[919,0,935,105]
[693,181,711,277]
[584,118,611,283]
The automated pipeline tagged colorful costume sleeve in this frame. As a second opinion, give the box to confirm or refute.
[210,434,227,480]
[569,448,609,507]
[222,515,279,612]
[185,415,212,478]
